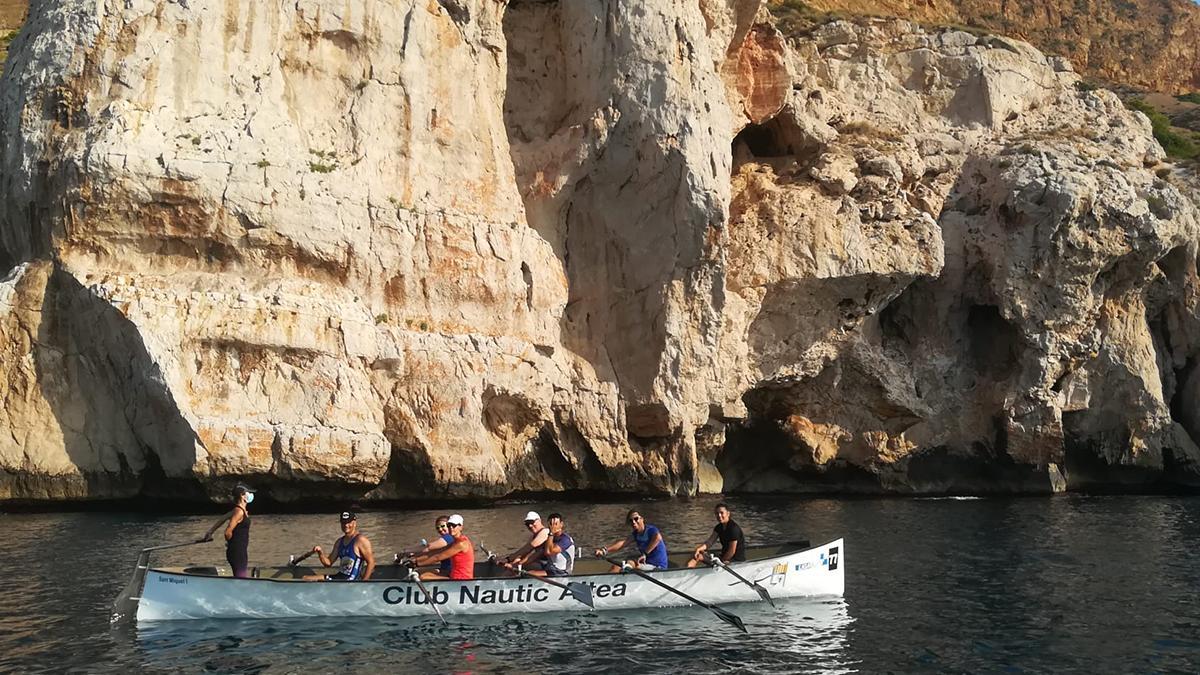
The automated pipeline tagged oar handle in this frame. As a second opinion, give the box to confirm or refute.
[288,550,318,567]
[140,535,208,552]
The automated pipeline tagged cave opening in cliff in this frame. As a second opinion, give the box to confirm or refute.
[967,304,1020,379]
[731,114,821,173]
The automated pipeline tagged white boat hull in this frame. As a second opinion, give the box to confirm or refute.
[135,539,844,621]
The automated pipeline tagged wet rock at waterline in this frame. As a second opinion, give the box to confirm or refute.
[2,2,1200,502]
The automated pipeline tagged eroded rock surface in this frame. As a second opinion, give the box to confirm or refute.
[2,1,1199,502]
[774,0,1200,95]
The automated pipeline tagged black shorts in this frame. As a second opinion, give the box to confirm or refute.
[540,563,569,578]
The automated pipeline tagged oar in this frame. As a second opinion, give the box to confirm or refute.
[479,543,594,609]
[393,555,448,626]
[112,539,208,622]
[708,555,775,607]
[288,550,318,567]
[599,555,747,633]
[518,564,595,609]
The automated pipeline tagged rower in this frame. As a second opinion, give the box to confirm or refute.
[594,509,669,572]
[525,513,575,577]
[498,511,550,575]
[304,511,376,581]
[687,502,746,568]
[398,515,456,577]
[410,514,474,580]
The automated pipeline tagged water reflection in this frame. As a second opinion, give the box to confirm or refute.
[5,497,1200,673]
[127,599,855,674]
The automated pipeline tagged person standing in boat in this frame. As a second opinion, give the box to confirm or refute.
[410,514,475,580]
[497,511,550,574]
[687,502,746,568]
[200,483,254,578]
[304,511,376,581]
[594,509,669,572]
[525,513,576,577]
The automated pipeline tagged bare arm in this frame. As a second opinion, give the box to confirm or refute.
[415,539,467,566]
[203,509,234,540]
[358,537,375,581]
[506,542,534,563]
[421,538,450,555]
[315,538,339,568]
[595,537,628,556]
[515,530,550,565]
[642,531,664,558]
[720,539,739,562]
[694,531,719,554]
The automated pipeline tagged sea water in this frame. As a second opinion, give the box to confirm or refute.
[1,496,1197,673]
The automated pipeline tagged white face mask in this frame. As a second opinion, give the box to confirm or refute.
[244,492,255,505]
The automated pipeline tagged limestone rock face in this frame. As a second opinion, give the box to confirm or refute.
[720,20,1200,493]
[774,0,1200,95]
[2,2,1200,502]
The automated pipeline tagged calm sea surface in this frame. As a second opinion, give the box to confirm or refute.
[1,496,1198,673]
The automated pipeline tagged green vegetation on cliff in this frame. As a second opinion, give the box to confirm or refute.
[0,29,16,67]
[1126,98,1199,160]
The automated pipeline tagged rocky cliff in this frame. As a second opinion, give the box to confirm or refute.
[772,0,1200,95]
[2,0,1199,503]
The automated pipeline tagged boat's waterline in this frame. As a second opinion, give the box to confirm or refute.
[134,539,844,621]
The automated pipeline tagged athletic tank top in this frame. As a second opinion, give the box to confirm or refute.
[449,535,474,580]
[227,506,250,554]
[334,534,364,580]
[547,532,575,573]
[438,533,456,575]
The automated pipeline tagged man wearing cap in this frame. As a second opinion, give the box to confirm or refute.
[398,515,457,578]
[304,511,376,581]
[410,514,474,580]
[496,511,550,575]
[201,484,255,578]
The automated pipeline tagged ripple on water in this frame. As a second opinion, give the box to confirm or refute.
[2,497,1200,673]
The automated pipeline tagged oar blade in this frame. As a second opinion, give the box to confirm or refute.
[567,582,595,609]
[713,605,748,634]
[754,584,775,607]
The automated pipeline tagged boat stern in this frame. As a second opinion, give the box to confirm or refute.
[753,538,844,599]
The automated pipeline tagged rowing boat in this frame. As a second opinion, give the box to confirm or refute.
[116,539,844,623]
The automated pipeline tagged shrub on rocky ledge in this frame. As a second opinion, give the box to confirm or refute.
[1126,98,1198,160]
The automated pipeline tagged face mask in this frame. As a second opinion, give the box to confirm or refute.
[245,493,255,505]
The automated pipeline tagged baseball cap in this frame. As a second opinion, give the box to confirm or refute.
[340,511,357,523]
[232,483,254,495]
[524,511,540,522]
[447,514,464,526]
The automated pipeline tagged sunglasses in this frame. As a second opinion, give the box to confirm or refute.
[628,516,642,523]
[524,520,536,526]
[447,523,461,528]
[436,525,449,530]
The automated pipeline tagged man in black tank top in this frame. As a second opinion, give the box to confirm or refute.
[202,484,254,578]
[687,503,746,568]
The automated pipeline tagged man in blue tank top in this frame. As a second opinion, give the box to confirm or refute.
[304,511,376,581]
[594,509,669,572]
